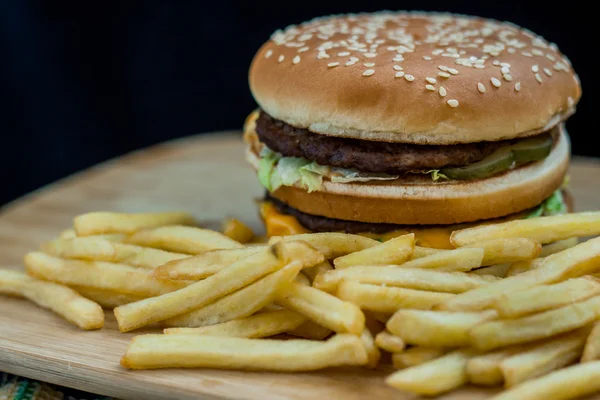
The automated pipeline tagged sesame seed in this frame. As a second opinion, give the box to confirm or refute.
[438,72,451,78]
[364,53,377,58]
[535,73,543,83]
[327,62,340,68]
[423,56,432,60]
[491,77,501,87]
[503,73,513,81]
[349,56,359,62]
[515,82,521,91]
[317,52,330,59]
[404,74,415,82]
[364,62,375,67]
[477,82,486,93]
[543,67,553,76]
[425,84,436,91]
[532,49,544,56]
[546,53,556,61]
[568,96,574,107]
[508,47,516,54]
[493,60,501,66]
[531,65,539,73]
[393,65,403,71]
[474,64,485,69]
[522,51,533,57]
[439,87,447,97]
[293,55,301,64]
[395,71,405,78]
[363,69,375,76]
[393,56,404,62]
[448,68,459,75]
[337,51,350,56]
[425,77,436,84]
[298,47,310,53]
[447,99,459,107]
[432,49,444,55]
[438,65,449,71]
[278,55,285,63]
[501,67,510,74]
[265,50,273,59]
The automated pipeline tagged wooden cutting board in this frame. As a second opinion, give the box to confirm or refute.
[1,132,600,400]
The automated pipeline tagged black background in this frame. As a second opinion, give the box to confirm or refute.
[0,0,593,206]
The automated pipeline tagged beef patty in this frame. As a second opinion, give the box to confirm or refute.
[255,111,517,174]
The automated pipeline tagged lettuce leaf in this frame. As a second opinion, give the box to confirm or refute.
[258,148,280,191]
[330,168,399,183]
[526,190,567,219]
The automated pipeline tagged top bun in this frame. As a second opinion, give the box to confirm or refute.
[249,11,581,144]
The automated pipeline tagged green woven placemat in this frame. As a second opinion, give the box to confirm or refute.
[0,373,112,400]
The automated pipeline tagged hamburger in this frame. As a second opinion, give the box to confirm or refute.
[243,11,581,249]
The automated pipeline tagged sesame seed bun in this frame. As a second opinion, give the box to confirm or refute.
[245,124,570,225]
[249,11,581,144]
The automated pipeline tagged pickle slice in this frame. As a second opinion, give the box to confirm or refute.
[510,133,553,163]
[441,148,514,180]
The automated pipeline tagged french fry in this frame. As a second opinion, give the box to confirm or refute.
[0,269,104,330]
[276,281,365,335]
[489,360,600,400]
[392,347,448,369]
[360,328,381,368]
[295,273,310,286]
[114,245,283,332]
[581,320,600,362]
[470,263,511,278]
[493,276,600,318]
[162,259,302,328]
[287,320,332,340]
[126,226,243,255]
[461,238,541,266]
[385,349,475,396]
[163,309,306,338]
[500,328,588,387]
[274,241,325,268]
[387,309,497,347]
[375,331,405,353]
[466,345,529,386]
[73,287,146,309]
[74,211,197,236]
[269,232,379,259]
[58,229,77,240]
[450,211,600,246]
[59,229,126,242]
[24,252,184,296]
[410,246,443,259]
[390,247,484,272]
[302,260,333,284]
[540,237,579,257]
[42,237,189,269]
[505,258,544,277]
[153,247,262,280]
[121,333,368,371]
[333,234,414,269]
[470,296,600,351]
[313,266,498,293]
[439,236,600,312]
[337,281,454,313]
[222,218,255,243]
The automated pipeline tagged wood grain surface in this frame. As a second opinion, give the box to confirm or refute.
[1,132,599,400]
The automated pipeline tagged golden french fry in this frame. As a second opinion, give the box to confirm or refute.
[42,237,188,269]
[333,234,414,269]
[269,232,379,259]
[24,252,184,296]
[222,218,255,244]
[489,360,600,400]
[121,333,368,371]
[386,349,475,396]
[74,211,197,236]
[450,211,600,246]
[410,246,443,259]
[337,281,454,313]
[470,263,511,278]
[392,347,448,369]
[360,328,380,369]
[114,245,283,332]
[153,247,262,280]
[470,296,600,351]
[581,320,600,362]
[163,309,306,338]
[275,241,325,268]
[387,309,497,347]
[73,286,146,309]
[540,237,579,257]
[287,320,332,340]
[302,260,333,284]
[375,331,405,353]
[313,266,498,293]
[0,269,104,330]
[493,276,600,318]
[392,247,484,272]
[439,236,600,312]
[276,282,365,335]
[504,258,544,277]
[462,238,541,266]
[466,345,529,386]
[126,226,243,255]
[500,329,588,387]
[59,229,77,240]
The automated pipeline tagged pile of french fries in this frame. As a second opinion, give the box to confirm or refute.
[4,210,600,399]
